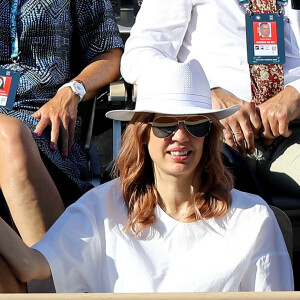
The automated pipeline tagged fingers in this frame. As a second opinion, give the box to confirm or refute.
[223,124,239,150]
[68,119,76,153]
[249,106,262,137]
[32,93,79,157]
[34,116,50,137]
[222,117,256,156]
[55,112,78,157]
[223,124,249,156]
[279,121,292,138]
[31,110,41,119]
[50,116,60,151]
[34,111,77,158]
[60,115,69,158]
[237,116,256,155]
[232,131,248,156]
[260,110,291,140]
[258,94,294,139]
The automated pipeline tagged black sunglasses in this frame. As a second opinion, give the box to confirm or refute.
[149,115,212,138]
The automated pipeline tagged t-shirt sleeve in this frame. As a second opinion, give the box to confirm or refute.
[32,194,102,293]
[73,0,123,65]
[120,0,193,84]
[239,206,294,291]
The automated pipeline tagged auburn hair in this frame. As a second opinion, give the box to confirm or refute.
[113,113,234,234]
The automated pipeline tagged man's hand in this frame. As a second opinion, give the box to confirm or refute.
[211,88,261,156]
[257,86,300,146]
[31,87,80,157]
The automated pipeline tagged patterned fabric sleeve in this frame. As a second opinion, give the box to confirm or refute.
[0,2,11,61]
[73,0,123,65]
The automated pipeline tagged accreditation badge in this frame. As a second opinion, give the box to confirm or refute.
[0,68,20,109]
[245,13,285,64]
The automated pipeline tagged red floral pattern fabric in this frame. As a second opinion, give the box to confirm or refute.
[250,0,277,13]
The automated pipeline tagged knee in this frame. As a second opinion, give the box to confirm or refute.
[0,115,32,151]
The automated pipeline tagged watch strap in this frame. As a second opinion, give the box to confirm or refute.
[57,80,86,102]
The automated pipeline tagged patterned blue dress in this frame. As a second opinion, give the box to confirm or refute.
[0,0,123,194]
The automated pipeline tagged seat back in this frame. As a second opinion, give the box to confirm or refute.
[78,87,110,187]
[270,205,293,262]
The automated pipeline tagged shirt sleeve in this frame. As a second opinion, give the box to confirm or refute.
[73,0,123,65]
[239,206,294,291]
[283,4,300,93]
[285,78,300,94]
[121,0,193,84]
[32,193,103,293]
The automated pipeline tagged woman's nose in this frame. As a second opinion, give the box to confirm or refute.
[172,122,189,141]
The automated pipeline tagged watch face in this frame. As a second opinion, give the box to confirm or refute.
[74,82,84,93]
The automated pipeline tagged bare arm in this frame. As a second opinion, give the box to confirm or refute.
[0,255,26,292]
[0,217,51,283]
[32,48,122,156]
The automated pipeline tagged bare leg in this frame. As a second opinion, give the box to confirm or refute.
[0,115,65,246]
[0,254,26,293]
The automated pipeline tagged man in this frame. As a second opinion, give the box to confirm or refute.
[259,22,271,37]
[121,0,300,199]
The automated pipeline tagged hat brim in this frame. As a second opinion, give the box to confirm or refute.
[105,104,241,121]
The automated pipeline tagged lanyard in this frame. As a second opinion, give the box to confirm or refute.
[10,0,20,63]
[238,0,288,14]
[238,0,288,4]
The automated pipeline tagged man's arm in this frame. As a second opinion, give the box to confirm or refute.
[121,0,192,84]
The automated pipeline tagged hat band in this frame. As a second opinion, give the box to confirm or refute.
[136,93,212,111]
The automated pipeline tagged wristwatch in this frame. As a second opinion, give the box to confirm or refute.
[58,80,86,102]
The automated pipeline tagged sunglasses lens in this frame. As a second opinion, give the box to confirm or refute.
[185,116,211,137]
[152,116,178,138]
[151,115,211,138]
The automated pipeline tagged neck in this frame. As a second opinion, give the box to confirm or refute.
[154,170,201,222]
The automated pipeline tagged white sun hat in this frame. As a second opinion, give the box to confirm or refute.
[106,59,240,121]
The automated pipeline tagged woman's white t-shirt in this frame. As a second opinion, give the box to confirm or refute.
[33,178,294,292]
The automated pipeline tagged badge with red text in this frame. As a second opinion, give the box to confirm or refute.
[0,68,20,109]
[246,13,285,64]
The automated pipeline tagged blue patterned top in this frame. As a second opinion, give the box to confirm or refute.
[0,0,123,113]
[0,0,123,195]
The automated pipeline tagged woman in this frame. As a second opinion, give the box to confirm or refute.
[0,0,123,247]
[0,59,293,293]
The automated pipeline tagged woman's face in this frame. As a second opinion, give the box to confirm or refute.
[147,114,206,179]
